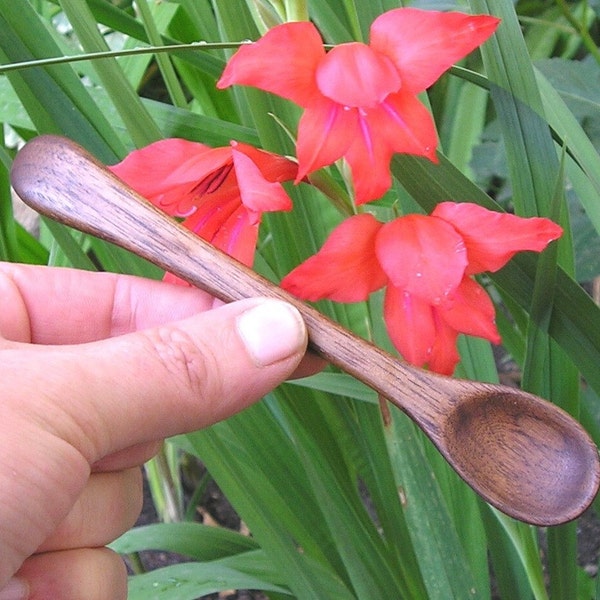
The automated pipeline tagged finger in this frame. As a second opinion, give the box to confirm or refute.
[0,264,29,343]
[0,263,216,344]
[13,547,127,600]
[7,297,308,463]
[0,262,323,379]
[37,468,142,553]
[92,441,162,472]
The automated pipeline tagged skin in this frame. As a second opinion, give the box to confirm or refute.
[0,263,314,600]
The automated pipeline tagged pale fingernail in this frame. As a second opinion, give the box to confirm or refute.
[0,578,28,600]
[237,301,306,367]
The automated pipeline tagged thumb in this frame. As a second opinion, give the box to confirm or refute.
[14,298,308,463]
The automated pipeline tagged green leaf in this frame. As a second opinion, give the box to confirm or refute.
[135,0,187,108]
[0,149,20,262]
[177,398,356,600]
[0,1,122,161]
[278,390,411,599]
[288,372,377,403]
[58,0,161,147]
[489,511,548,600]
[536,57,600,126]
[126,559,291,600]
[386,410,484,600]
[110,522,258,559]
[469,0,558,217]
[40,218,97,270]
[535,66,600,238]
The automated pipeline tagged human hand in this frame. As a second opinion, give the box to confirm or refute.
[0,263,311,600]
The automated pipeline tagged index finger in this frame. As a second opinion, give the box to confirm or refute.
[0,263,215,344]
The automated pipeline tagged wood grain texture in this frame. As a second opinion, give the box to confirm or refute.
[11,134,600,525]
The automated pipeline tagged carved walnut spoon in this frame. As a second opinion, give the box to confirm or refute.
[11,135,600,525]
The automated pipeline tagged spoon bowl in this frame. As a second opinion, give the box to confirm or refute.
[11,135,600,525]
[442,386,596,522]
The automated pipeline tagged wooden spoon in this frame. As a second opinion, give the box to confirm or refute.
[11,135,600,526]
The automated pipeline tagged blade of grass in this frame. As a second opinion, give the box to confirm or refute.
[489,511,548,600]
[135,0,187,108]
[73,0,228,79]
[111,522,259,559]
[439,79,489,178]
[144,445,183,524]
[58,0,161,147]
[468,5,580,598]
[534,66,600,236]
[88,237,162,279]
[0,3,122,161]
[469,0,557,218]
[125,559,292,599]
[277,387,413,599]
[307,1,354,43]
[525,129,579,600]
[385,409,485,600]
[521,151,566,395]
[178,400,356,599]
[13,223,49,265]
[348,399,428,598]
[0,148,21,262]
[480,508,539,599]
[40,218,97,270]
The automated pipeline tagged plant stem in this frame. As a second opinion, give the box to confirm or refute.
[556,0,600,66]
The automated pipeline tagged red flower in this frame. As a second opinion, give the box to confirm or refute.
[109,138,297,280]
[281,203,562,375]
[217,9,500,205]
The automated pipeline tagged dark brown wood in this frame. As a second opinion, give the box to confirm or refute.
[11,135,600,525]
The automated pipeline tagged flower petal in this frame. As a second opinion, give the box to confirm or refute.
[183,194,239,242]
[281,214,387,302]
[295,96,359,180]
[427,317,460,375]
[163,271,190,286]
[232,147,293,216]
[432,202,563,273]
[377,91,438,161]
[212,205,260,267]
[383,284,435,367]
[217,22,324,107]
[437,276,501,343]
[232,141,298,182]
[370,8,500,94]
[344,137,394,206]
[163,146,232,191]
[344,91,438,204]
[316,43,400,108]
[109,138,214,214]
[110,139,234,216]
[376,214,467,304]
[182,196,258,266]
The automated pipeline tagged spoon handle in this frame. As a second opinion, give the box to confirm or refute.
[10,135,456,430]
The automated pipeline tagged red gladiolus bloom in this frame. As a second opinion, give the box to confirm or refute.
[281,203,562,374]
[109,138,297,281]
[217,9,500,205]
